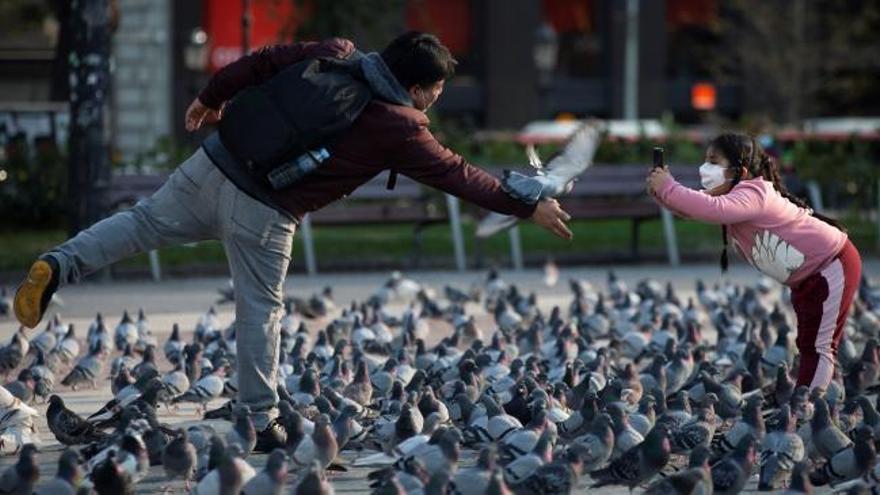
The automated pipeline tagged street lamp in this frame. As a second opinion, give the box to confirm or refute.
[184,28,209,72]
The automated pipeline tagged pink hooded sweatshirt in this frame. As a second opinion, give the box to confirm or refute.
[653,176,847,286]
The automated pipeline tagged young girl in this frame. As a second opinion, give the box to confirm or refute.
[646,133,861,391]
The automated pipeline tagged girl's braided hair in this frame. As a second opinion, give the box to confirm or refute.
[709,133,845,272]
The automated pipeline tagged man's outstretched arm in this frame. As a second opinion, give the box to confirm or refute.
[392,125,572,239]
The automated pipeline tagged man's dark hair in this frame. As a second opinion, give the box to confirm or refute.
[381,31,457,89]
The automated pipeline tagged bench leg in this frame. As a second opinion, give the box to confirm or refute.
[509,225,524,271]
[445,194,466,272]
[148,249,161,281]
[806,180,824,211]
[299,214,318,276]
[660,207,680,266]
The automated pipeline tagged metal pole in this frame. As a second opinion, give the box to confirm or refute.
[623,0,639,120]
[445,195,466,272]
[68,0,112,237]
[148,250,162,281]
[241,0,251,56]
[509,225,524,271]
[660,208,680,266]
[806,180,824,211]
[300,214,317,276]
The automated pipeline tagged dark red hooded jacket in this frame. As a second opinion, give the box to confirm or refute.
[198,38,536,223]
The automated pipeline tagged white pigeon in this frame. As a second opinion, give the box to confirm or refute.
[476,121,601,237]
[0,384,41,453]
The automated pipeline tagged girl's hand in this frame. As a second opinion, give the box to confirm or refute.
[646,167,672,196]
[185,98,225,132]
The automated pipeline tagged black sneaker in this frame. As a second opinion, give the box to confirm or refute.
[203,400,235,420]
[254,418,287,453]
[14,256,60,328]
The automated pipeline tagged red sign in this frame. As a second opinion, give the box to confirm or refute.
[203,0,296,72]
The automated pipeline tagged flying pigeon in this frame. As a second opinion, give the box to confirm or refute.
[476,121,601,237]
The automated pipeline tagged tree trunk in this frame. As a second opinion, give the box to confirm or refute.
[67,0,112,237]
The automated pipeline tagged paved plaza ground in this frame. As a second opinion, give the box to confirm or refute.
[2,261,877,493]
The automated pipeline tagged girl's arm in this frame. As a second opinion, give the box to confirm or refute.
[652,174,766,224]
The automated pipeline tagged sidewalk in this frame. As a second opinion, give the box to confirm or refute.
[0,260,872,493]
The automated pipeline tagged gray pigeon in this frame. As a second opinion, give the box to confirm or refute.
[332,404,361,451]
[164,323,185,363]
[60,344,103,390]
[449,446,497,495]
[645,445,713,495]
[0,287,10,316]
[711,393,764,460]
[810,395,854,461]
[192,441,256,495]
[759,404,805,490]
[226,404,257,458]
[34,448,80,495]
[568,413,614,472]
[4,368,35,404]
[91,450,134,495]
[46,395,110,445]
[0,443,39,495]
[292,414,339,470]
[170,366,226,415]
[783,461,813,494]
[514,448,583,495]
[162,428,197,490]
[503,428,553,487]
[712,434,757,495]
[242,448,288,495]
[477,122,600,236]
[186,424,216,480]
[0,331,27,378]
[671,393,718,454]
[810,425,876,486]
[294,461,334,495]
[590,424,672,489]
[343,360,373,406]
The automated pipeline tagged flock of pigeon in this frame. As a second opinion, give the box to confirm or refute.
[2,269,880,494]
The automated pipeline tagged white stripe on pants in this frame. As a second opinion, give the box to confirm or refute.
[809,258,845,390]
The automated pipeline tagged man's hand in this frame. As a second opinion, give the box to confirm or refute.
[531,199,573,240]
[185,97,224,132]
[646,166,672,196]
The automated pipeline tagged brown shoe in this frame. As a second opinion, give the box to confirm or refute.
[14,257,59,328]
[254,418,287,453]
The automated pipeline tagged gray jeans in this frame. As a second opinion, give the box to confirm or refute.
[46,148,294,429]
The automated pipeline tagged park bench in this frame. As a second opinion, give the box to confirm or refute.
[297,171,467,274]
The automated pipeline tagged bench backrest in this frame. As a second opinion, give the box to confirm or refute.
[108,164,702,220]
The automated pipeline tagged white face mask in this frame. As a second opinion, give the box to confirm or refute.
[699,162,730,191]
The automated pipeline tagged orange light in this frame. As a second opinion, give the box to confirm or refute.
[691,82,717,111]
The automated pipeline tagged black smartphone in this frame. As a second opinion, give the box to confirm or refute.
[653,147,664,169]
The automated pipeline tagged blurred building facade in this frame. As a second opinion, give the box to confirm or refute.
[2,0,875,163]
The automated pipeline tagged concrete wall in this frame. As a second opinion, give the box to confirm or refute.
[111,0,172,162]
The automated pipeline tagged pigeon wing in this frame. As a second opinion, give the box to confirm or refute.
[543,122,601,184]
